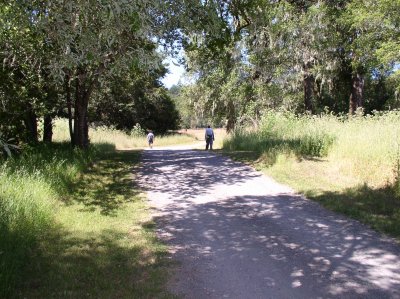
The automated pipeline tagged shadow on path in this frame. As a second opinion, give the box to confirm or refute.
[139,149,400,299]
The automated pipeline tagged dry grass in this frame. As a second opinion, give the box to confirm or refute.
[53,118,198,149]
[179,128,227,149]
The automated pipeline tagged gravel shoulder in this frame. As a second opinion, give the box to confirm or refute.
[138,144,400,299]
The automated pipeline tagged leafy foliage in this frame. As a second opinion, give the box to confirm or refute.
[89,67,179,134]
[172,0,399,128]
[0,0,181,147]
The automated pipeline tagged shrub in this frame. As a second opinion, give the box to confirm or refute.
[130,123,146,137]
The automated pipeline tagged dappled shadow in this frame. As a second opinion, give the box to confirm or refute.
[307,184,400,238]
[139,149,262,201]
[18,225,170,298]
[155,196,400,298]
[69,150,141,216]
[139,148,400,298]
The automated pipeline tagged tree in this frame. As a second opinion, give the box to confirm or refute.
[37,0,169,148]
[90,64,180,134]
[348,0,400,105]
[0,1,63,144]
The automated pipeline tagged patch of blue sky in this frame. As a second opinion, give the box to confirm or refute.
[162,56,186,88]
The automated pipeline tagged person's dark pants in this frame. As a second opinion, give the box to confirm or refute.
[206,137,213,150]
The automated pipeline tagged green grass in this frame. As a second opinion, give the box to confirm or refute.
[223,111,336,159]
[223,111,400,240]
[1,127,172,297]
[17,149,171,298]
[0,142,96,297]
[306,185,400,237]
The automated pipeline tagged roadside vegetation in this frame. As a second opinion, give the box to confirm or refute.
[2,0,400,296]
[0,124,184,298]
[223,111,400,239]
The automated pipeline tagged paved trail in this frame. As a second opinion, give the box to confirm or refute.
[138,145,400,299]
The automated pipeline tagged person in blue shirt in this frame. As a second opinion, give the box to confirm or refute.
[205,125,215,150]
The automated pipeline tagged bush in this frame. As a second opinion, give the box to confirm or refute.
[298,133,335,157]
[130,123,146,137]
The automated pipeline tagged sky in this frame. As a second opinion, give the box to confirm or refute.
[161,57,186,88]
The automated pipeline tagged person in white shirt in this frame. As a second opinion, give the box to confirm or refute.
[205,125,215,150]
[147,130,154,148]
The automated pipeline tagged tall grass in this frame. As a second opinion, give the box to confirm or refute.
[224,111,400,188]
[0,143,98,297]
[1,121,174,297]
[223,111,400,237]
[0,169,54,296]
[224,111,336,162]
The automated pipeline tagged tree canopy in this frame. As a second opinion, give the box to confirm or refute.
[170,0,400,130]
[1,0,399,145]
[1,0,180,147]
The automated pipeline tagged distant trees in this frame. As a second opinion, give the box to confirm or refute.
[170,0,399,130]
[90,67,179,134]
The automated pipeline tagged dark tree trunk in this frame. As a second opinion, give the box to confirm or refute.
[74,94,90,149]
[65,73,74,145]
[73,69,92,149]
[43,115,53,143]
[24,104,38,144]
[73,78,79,147]
[303,63,314,113]
[226,101,236,133]
[349,72,364,115]
[304,73,314,113]
[313,79,322,106]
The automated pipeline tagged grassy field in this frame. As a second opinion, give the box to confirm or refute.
[0,121,179,298]
[223,111,400,239]
[53,119,196,149]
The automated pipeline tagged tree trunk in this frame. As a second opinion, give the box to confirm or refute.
[65,73,74,145]
[74,92,88,149]
[24,104,38,144]
[43,115,53,143]
[226,101,236,133]
[73,70,92,149]
[313,79,322,107]
[349,72,364,115]
[303,63,314,113]
[74,94,90,149]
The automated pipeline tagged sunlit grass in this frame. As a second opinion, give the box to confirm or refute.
[53,118,197,149]
[1,123,172,297]
[152,133,196,147]
[17,150,170,298]
[223,111,400,239]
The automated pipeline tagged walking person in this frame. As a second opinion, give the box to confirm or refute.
[147,130,155,148]
[205,125,215,150]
